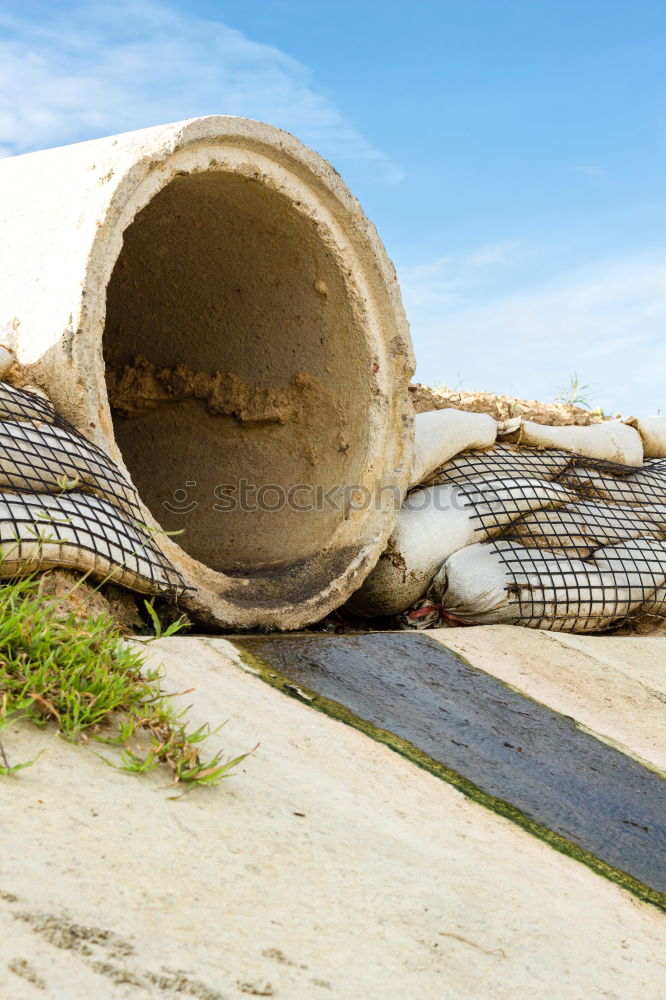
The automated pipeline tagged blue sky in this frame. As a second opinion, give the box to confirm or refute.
[1,0,665,413]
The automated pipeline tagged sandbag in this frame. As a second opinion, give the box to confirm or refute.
[0,419,140,516]
[430,538,666,632]
[497,417,643,467]
[506,500,666,557]
[0,383,184,597]
[559,464,666,506]
[411,408,497,486]
[0,381,57,426]
[389,416,666,634]
[0,490,181,594]
[430,542,516,625]
[625,416,666,458]
[423,443,573,488]
[346,484,477,616]
[634,584,666,621]
[347,477,576,616]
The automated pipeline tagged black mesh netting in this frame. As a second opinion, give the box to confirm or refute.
[401,444,666,633]
[0,383,185,597]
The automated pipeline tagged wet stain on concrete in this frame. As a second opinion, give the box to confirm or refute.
[233,632,666,910]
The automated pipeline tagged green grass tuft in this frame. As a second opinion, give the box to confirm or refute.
[554,373,595,409]
[0,573,250,786]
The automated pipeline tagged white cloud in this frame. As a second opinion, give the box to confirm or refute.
[400,250,666,414]
[0,0,401,181]
[575,164,605,179]
[399,243,516,312]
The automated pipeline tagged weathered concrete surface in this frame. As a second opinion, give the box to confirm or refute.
[0,117,415,630]
[431,626,666,772]
[1,634,665,999]
[235,632,666,897]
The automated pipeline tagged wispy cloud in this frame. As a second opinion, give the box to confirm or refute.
[399,243,517,311]
[400,250,666,414]
[0,0,401,181]
[575,164,605,179]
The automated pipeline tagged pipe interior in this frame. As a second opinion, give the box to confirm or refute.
[103,170,371,576]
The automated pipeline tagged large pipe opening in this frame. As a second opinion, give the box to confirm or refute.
[1,118,413,626]
[103,170,371,586]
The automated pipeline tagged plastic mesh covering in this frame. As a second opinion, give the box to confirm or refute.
[404,445,666,633]
[422,442,574,487]
[0,383,185,596]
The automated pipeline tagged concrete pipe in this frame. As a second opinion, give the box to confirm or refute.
[0,117,414,628]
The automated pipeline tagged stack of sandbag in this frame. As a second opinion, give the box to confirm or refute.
[347,407,666,634]
[0,382,184,596]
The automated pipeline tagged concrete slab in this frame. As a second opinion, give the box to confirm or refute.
[429,626,666,772]
[235,632,666,897]
[1,634,665,999]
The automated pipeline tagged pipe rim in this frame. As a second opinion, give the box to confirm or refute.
[78,117,414,628]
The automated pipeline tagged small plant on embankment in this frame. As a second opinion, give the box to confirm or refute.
[554,373,595,409]
[0,573,248,785]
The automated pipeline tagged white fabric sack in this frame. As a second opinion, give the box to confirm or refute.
[0,381,184,599]
[508,500,666,556]
[0,381,56,425]
[411,408,497,486]
[497,418,643,467]
[430,542,516,625]
[625,416,666,458]
[0,419,138,515]
[0,490,174,593]
[635,584,666,621]
[347,477,575,616]
[347,484,477,616]
[424,443,573,488]
[431,538,666,632]
[565,465,666,506]
[461,476,576,528]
